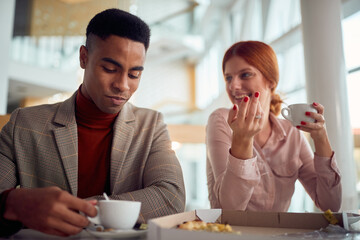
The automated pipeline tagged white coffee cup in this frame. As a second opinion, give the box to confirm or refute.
[88,200,141,230]
[281,103,317,126]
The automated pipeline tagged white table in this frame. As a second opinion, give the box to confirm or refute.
[1,229,146,240]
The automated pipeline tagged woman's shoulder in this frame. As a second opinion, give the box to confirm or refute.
[209,108,230,118]
[207,108,230,126]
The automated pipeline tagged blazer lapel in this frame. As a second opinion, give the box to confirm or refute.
[110,103,135,193]
[53,92,79,195]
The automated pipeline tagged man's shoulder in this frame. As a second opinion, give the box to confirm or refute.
[12,102,60,120]
[125,103,161,118]
[9,100,71,130]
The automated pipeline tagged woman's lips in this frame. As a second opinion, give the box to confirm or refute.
[234,93,252,102]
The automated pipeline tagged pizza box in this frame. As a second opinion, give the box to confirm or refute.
[148,209,355,240]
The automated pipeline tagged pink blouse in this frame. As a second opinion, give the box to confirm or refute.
[206,108,341,212]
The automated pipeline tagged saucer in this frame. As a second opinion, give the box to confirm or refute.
[86,228,147,239]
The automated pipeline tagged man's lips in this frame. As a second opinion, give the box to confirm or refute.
[107,96,127,106]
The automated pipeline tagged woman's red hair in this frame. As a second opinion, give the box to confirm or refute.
[222,41,283,116]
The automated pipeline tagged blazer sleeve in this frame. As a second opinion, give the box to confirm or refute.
[98,112,186,222]
[0,109,23,236]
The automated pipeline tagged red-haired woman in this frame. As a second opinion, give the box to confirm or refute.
[206,41,341,212]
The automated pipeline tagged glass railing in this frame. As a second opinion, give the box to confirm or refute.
[10,36,84,71]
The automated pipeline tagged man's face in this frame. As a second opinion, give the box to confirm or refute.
[79,35,146,114]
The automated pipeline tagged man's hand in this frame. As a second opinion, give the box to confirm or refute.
[3,187,97,237]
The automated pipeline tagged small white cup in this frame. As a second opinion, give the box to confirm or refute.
[88,200,141,230]
[281,103,317,126]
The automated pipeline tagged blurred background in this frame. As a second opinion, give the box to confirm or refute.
[0,0,359,212]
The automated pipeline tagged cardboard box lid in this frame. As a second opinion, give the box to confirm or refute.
[220,210,343,230]
[148,209,347,240]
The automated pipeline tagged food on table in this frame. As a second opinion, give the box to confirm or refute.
[177,220,240,234]
[323,209,339,225]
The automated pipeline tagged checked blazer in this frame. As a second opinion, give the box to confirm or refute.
[0,91,185,224]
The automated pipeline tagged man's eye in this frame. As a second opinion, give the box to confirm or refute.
[129,71,140,79]
[103,66,116,73]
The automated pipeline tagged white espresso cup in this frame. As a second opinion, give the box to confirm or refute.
[281,103,317,126]
[88,200,141,230]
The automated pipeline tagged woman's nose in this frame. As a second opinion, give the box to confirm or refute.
[229,77,241,90]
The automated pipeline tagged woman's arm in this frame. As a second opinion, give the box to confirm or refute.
[206,109,260,210]
[296,102,333,157]
[298,131,341,212]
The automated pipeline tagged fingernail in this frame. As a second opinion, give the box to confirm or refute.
[233,105,236,110]
[296,126,300,129]
[313,102,318,106]
[255,92,260,98]
[244,96,249,102]
[301,121,306,125]
[305,112,311,116]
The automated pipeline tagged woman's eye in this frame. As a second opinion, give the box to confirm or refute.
[103,66,116,73]
[241,72,253,78]
[225,76,232,82]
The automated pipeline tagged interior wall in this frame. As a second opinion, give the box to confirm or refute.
[132,59,193,120]
[29,0,122,36]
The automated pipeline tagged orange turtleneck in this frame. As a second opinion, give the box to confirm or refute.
[76,87,118,198]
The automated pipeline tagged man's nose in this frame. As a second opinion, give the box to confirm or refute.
[112,73,130,91]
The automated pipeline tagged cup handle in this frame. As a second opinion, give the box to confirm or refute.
[87,205,101,225]
[281,107,292,122]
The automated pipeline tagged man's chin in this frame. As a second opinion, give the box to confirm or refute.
[100,106,123,114]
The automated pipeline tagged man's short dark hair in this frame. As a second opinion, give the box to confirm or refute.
[86,8,150,51]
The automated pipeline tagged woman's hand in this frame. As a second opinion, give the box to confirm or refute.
[296,102,333,158]
[227,92,265,159]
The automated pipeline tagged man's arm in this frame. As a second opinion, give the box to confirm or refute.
[3,187,97,237]
[0,110,23,236]
[103,112,186,222]
[0,110,97,237]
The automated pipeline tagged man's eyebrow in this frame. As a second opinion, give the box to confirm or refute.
[101,58,144,71]
[102,58,122,67]
[131,66,144,71]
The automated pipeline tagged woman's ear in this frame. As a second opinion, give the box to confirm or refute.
[267,80,275,89]
[79,45,88,69]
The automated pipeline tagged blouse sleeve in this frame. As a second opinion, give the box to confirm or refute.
[298,133,342,211]
[206,110,261,210]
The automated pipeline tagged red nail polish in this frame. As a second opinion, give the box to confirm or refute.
[255,92,259,98]
[305,112,311,116]
[244,96,249,102]
[313,102,318,106]
[233,105,236,110]
[296,126,300,129]
[301,121,306,125]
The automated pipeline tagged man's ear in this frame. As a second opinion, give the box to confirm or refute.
[79,45,88,69]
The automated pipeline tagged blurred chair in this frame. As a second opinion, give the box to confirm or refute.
[167,124,205,143]
[0,115,10,130]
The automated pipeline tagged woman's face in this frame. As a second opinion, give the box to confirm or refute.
[224,56,273,110]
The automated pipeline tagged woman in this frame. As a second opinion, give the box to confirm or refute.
[206,41,341,212]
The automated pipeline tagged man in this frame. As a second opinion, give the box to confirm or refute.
[0,8,185,237]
